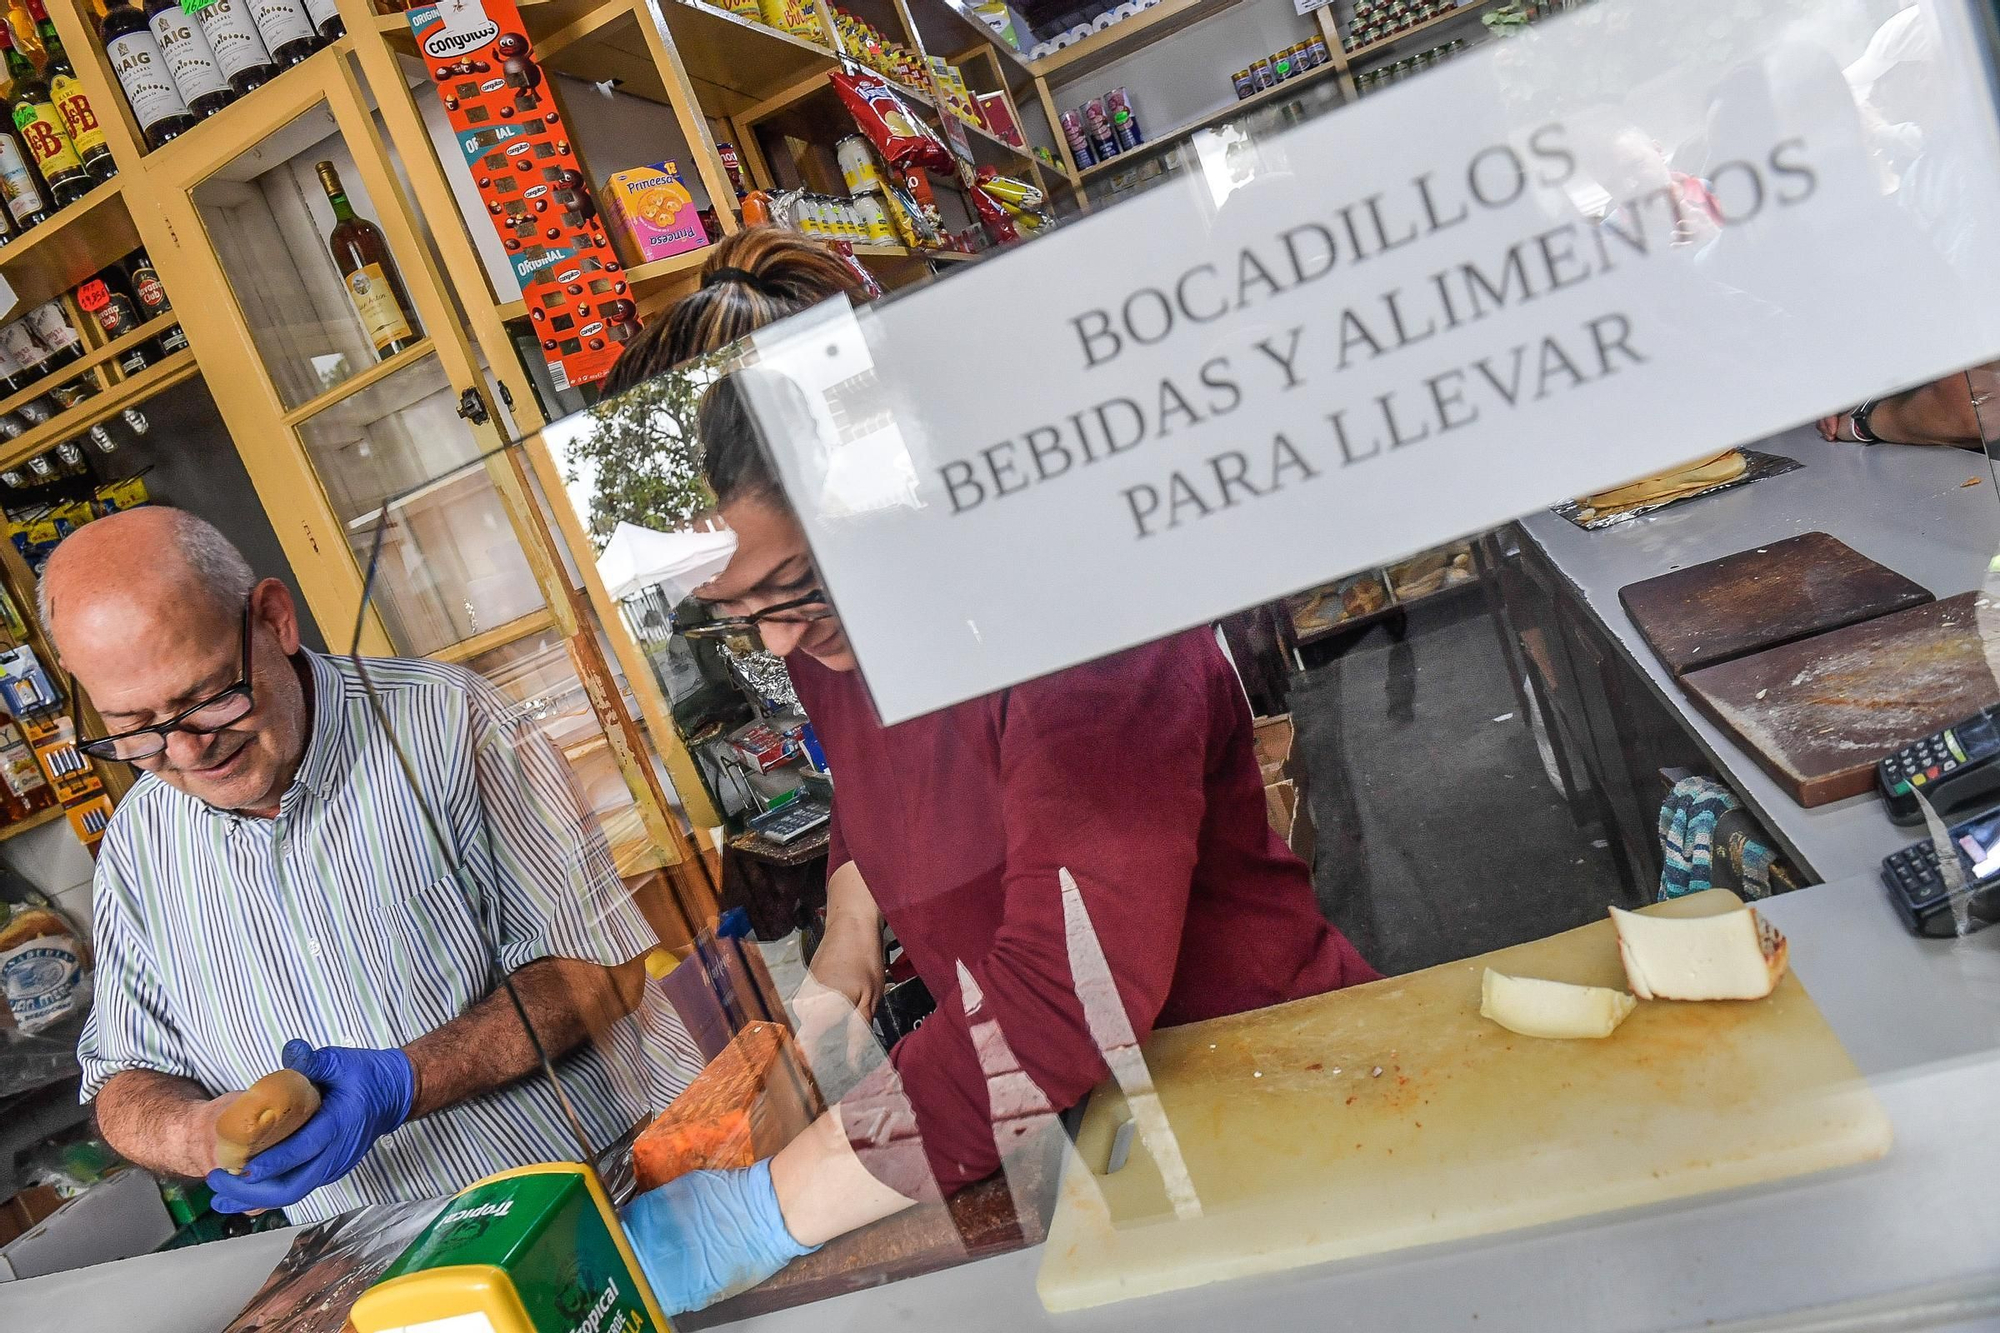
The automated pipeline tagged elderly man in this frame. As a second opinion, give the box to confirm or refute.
[45,507,684,1222]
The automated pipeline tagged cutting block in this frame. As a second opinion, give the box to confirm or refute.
[1618,532,1931,676]
[1038,890,1890,1312]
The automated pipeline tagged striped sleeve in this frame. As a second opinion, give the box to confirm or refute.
[462,680,656,973]
[75,825,199,1102]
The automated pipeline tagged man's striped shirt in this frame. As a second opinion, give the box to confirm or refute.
[77,650,697,1223]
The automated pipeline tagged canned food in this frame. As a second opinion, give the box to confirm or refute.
[1232,67,1255,99]
[1250,58,1274,89]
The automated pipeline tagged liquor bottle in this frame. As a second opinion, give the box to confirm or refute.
[25,299,84,370]
[244,0,315,67]
[124,247,188,354]
[1,21,91,206]
[100,0,193,148]
[190,0,274,96]
[144,0,229,118]
[77,271,153,372]
[0,317,50,385]
[301,0,338,42]
[316,161,422,360]
[29,0,116,183]
[0,123,49,227]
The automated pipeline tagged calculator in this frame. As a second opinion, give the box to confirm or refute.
[1877,703,2000,826]
[1878,805,2000,937]
[748,799,831,846]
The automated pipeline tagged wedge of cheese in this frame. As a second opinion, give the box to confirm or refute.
[1480,969,1637,1039]
[1608,904,1789,1001]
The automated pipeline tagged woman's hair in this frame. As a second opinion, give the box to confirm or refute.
[604,227,868,508]
[605,227,868,392]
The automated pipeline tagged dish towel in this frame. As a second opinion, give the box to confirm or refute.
[1658,776,1776,901]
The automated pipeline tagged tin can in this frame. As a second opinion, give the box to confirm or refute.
[1232,67,1255,99]
[1308,34,1331,65]
[1083,97,1118,158]
[1250,57,1274,88]
[1106,87,1142,150]
[1059,109,1096,166]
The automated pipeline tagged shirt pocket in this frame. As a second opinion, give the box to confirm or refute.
[393,872,498,1007]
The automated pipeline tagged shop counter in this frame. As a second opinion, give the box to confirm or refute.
[5,876,1996,1332]
[1514,427,2000,882]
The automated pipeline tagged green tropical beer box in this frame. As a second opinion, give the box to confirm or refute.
[350,1163,670,1333]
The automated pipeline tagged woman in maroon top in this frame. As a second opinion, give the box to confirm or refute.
[610,229,1377,1313]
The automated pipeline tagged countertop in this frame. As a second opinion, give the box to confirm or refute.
[5,876,1996,1333]
[1517,428,2000,881]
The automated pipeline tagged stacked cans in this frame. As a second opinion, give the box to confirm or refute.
[1230,35,1333,100]
[1352,37,1467,91]
[1344,0,1461,51]
[1060,86,1142,168]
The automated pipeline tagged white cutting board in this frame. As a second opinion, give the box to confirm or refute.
[1037,890,1892,1312]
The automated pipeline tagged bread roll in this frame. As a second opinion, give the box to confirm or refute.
[215,1069,321,1174]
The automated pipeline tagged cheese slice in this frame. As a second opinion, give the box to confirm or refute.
[1608,904,1789,1001]
[1479,968,1637,1039]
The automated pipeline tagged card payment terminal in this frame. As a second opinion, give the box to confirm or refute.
[1877,703,2000,825]
[1879,806,2000,937]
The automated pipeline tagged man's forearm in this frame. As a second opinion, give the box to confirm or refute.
[404,956,645,1119]
[95,1069,228,1179]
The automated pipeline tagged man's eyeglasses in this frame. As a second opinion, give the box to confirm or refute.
[674,588,833,641]
[74,600,257,762]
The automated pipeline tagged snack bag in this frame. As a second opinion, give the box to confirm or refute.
[831,69,950,172]
[972,165,1054,245]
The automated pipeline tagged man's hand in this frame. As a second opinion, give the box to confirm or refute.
[1818,412,1858,443]
[205,1040,415,1213]
[617,1161,815,1314]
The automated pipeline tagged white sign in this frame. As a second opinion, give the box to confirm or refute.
[743,0,2000,723]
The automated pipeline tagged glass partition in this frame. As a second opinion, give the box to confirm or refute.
[338,0,2000,1327]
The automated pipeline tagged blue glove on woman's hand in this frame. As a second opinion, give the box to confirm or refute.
[618,1160,816,1314]
[206,1039,415,1213]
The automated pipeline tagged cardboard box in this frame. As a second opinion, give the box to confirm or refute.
[1252,714,1294,784]
[602,163,710,268]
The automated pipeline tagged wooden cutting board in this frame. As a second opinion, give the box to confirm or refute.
[1037,890,1890,1313]
[1618,532,1932,675]
[1680,591,1999,806]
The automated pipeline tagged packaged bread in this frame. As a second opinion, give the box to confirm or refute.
[0,905,86,1034]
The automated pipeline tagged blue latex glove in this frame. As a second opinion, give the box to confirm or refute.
[618,1161,816,1314]
[206,1039,415,1214]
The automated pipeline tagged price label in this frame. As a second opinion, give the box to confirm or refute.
[179,0,217,13]
[1294,0,1332,13]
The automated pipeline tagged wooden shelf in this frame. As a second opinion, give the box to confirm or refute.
[0,312,183,423]
[0,804,68,844]
[907,0,1037,84]
[0,178,138,314]
[0,349,200,475]
[1343,0,1494,64]
[1076,61,1343,183]
[655,0,841,118]
[1030,0,1247,82]
[1289,571,1480,647]
[279,338,437,426]
[496,245,717,320]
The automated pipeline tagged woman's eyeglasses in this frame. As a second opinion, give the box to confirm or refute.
[675,588,832,641]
